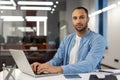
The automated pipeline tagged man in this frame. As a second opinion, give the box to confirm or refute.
[31,7,106,74]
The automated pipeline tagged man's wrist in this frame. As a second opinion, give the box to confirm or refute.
[56,66,63,74]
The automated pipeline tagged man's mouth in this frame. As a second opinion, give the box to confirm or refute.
[76,24,82,28]
[76,23,82,27]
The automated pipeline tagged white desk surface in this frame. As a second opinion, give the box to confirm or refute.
[1,69,120,80]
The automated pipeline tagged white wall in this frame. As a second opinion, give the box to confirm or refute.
[102,0,120,68]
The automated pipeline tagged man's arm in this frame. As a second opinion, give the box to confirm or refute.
[31,37,67,74]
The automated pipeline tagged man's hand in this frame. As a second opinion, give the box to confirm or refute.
[31,62,63,74]
[31,62,41,73]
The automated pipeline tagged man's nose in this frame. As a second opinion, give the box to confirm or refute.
[76,19,81,23]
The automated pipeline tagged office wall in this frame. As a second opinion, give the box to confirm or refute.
[102,0,120,68]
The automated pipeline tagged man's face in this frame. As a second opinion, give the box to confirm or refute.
[72,9,89,32]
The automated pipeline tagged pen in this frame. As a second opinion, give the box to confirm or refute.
[99,69,114,73]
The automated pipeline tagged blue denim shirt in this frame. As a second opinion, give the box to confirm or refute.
[48,29,106,74]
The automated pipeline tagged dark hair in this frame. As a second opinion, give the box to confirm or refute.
[72,7,88,17]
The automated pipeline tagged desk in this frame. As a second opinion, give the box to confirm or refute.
[0,69,120,80]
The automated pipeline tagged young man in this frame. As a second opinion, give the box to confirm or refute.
[31,7,106,74]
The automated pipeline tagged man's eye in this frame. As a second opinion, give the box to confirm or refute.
[73,17,77,20]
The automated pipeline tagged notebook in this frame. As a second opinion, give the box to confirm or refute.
[9,49,59,78]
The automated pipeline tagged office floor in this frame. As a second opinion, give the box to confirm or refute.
[101,65,113,69]
[101,66,110,69]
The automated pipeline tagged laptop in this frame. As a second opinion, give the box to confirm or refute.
[9,49,59,78]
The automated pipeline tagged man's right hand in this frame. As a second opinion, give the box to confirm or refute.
[31,62,41,73]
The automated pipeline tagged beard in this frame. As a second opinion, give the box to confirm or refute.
[74,24,88,32]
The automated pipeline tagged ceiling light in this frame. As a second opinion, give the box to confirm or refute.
[18,1,53,6]
[52,8,55,11]
[89,10,102,17]
[26,16,48,21]
[102,4,117,12]
[0,1,12,5]
[53,5,57,8]
[0,16,24,21]
[20,6,51,10]
[56,1,59,4]
[18,27,36,32]
[51,11,53,14]
[0,6,16,10]
[1,11,3,14]
[0,0,16,6]
[60,25,67,30]
[10,0,16,7]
